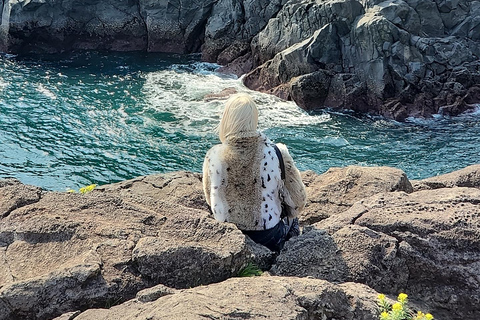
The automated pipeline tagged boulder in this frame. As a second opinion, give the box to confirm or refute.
[300,166,413,225]
[96,171,208,211]
[0,176,261,320]
[272,225,408,293]
[412,164,480,191]
[54,277,380,320]
[0,178,42,218]
[276,187,480,320]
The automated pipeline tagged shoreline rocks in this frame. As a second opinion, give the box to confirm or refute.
[1,164,479,319]
[1,0,480,119]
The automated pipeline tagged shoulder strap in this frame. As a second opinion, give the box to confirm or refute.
[272,144,285,180]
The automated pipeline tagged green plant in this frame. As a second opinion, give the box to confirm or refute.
[237,262,263,277]
[378,293,433,320]
[67,184,96,194]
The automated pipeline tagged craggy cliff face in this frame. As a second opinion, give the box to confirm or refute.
[1,0,480,119]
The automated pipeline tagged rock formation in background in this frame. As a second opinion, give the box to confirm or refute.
[1,0,479,119]
[242,0,480,120]
[1,165,479,319]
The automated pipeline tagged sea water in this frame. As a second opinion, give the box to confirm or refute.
[0,51,479,191]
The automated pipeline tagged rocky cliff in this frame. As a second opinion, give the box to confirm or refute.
[1,0,479,120]
[1,165,479,319]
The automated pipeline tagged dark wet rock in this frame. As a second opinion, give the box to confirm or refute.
[202,0,286,64]
[1,0,480,119]
[2,0,148,53]
[243,0,480,120]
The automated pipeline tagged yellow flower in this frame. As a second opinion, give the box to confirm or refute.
[392,302,403,312]
[380,311,389,320]
[425,313,434,320]
[79,184,96,194]
[378,294,386,301]
[398,293,408,303]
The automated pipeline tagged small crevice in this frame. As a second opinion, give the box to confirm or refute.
[2,245,16,283]
[350,208,369,225]
[149,178,173,190]
[136,0,149,50]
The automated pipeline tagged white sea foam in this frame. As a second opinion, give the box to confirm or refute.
[466,104,480,116]
[37,84,57,100]
[141,67,330,135]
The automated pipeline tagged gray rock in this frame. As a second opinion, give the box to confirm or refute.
[0,173,264,320]
[300,166,413,225]
[135,284,176,303]
[61,277,380,320]
[202,0,286,64]
[313,187,480,320]
[244,0,480,120]
[3,0,148,52]
[250,0,364,66]
[139,0,217,53]
[412,164,480,191]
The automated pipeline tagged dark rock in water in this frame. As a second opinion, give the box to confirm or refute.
[201,0,286,64]
[139,0,218,53]
[243,0,480,120]
[2,0,149,53]
[203,87,238,101]
[1,0,480,119]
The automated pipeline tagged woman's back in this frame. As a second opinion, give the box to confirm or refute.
[204,132,283,231]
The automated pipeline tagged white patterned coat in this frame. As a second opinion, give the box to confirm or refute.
[202,132,306,231]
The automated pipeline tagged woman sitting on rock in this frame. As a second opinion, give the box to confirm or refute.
[202,93,307,251]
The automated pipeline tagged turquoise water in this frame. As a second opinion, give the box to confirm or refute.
[0,51,479,191]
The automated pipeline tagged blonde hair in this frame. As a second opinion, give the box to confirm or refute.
[218,93,258,143]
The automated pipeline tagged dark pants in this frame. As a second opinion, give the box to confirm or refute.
[243,218,299,252]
